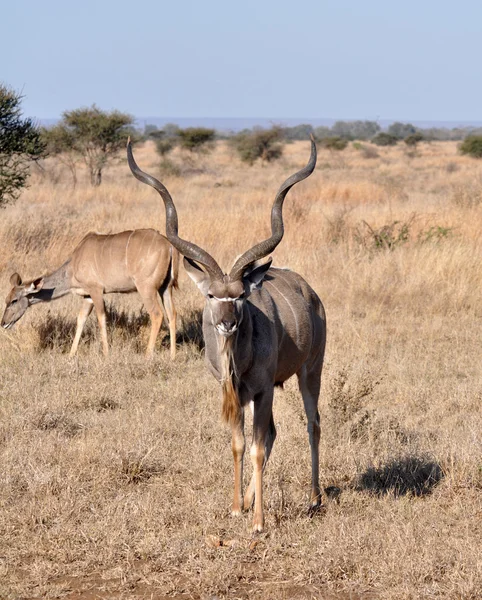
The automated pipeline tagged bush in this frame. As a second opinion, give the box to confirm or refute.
[459,136,482,158]
[231,127,284,165]
[372,133,398,147]
[178,127,215,152]
[320,137,348,151]
[404,133,424,146]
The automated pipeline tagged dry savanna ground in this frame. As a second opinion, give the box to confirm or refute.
[0,140,481,599]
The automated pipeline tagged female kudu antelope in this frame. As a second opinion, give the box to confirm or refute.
[2,229,179,358]
[128,138,326,532]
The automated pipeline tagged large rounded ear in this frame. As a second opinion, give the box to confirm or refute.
[10,273,22,287]
[242,258,273,292]
[183,257,213,296]
[26,278,44,294]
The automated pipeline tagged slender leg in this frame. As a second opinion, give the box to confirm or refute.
[138,286,164,358]
[69,297,94,356]
[231,410,245,516]
[250,391,274,533]
[161,284,177,360]
[243,413,276,512]
[298,365,322,508]
[90,289,109,356]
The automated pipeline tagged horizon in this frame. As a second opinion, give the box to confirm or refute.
[38,115,482,133]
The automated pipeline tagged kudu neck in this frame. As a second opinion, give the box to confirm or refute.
[29,260,73,304]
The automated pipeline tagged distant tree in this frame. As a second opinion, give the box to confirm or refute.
[372,132,398,147]
[320,136,348,151]
[314,125,332,140]
[41,125,79,187]
[388,122,416,139]
[143,124,160,139]
[459,135,482,158]
[231,126,284,165]
[0,84,45,207]
[162,123,181,138]
[350,120,381,140]
[331,121,354,139]
[178,127,215,152]
[282,124,314,141]
[50,105,134,186]
[404,132,424,147]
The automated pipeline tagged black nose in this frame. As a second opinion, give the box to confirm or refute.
[222,318,236,330]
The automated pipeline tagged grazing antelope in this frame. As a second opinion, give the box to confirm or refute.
[128,138,326,532]
[2,229,179,358]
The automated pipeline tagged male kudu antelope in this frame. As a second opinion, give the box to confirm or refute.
[2,229,179,358]
[128,138,326,532]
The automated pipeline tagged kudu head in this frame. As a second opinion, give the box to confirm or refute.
[2,273,44,330]
[127,137,317,337]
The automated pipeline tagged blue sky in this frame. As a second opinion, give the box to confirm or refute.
[2,0,481,122]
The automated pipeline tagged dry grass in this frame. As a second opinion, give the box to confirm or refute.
[0,141,481,599]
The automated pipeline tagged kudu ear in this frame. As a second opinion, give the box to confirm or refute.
[10,273,22,287]
[26,278,44,295]
[183,257,212,296]
[242,258,273,292]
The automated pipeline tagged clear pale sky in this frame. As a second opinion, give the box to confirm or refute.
[2,0,481,122]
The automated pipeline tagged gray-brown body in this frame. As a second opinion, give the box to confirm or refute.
[2,229,179,357]
[128,137,326,532]
[203,268,326,401]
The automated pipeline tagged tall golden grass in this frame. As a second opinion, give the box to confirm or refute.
[0,140,481,599]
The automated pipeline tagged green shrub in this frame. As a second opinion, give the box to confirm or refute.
[459,136,482,158]
[372,133,398,147]
[404,133,424,146]
[177,127,215,152]
[231,127,284,165]
[320,136,348,151]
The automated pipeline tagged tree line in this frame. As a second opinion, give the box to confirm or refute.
[2,82,482,207]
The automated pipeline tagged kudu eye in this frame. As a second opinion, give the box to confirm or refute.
[207,293,214,299]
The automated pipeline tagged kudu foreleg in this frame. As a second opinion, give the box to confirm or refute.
[90,290,109,356]
[70,298,94,356]
[243,412,276,512]
[231,410,245,516]
[249,392,274,533]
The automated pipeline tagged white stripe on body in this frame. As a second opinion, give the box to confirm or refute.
[264,273,300,346]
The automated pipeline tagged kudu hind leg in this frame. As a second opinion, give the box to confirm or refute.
[161,284,177,359]
[138,286,164,357]
[70,298,94,356]
[298,365,322,507]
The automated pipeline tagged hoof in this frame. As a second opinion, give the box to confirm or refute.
[252,518,264,533]
[307,502,325,517]
[231,508,242,517]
